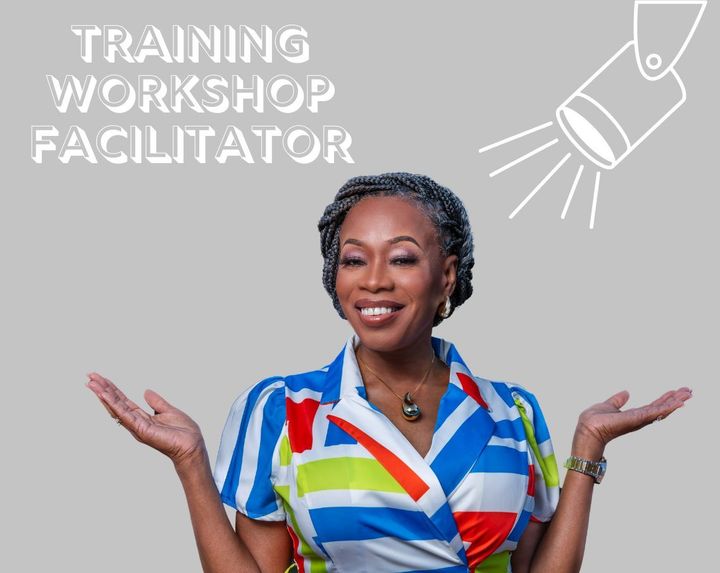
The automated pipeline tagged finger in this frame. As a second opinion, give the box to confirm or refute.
[92,376,146,413]
[636,397,686,426]
[649,390,676,407]
[604,390,630,410]
[144,389,175,415]
[650,387,692,408]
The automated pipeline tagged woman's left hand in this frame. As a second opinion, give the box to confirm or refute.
[574,386,692,452]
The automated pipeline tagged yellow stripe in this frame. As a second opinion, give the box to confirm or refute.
[514,396,560,487]
[296,457,405,497]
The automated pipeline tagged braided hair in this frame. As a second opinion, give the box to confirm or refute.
[318,172,474,326]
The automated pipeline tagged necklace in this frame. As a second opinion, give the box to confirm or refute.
[355,346,436,422]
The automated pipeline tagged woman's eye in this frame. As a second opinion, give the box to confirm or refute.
[391,256,418,265]
[339,257,364,267]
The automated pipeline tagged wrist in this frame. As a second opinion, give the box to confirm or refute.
[571,425,606,460]
[173,445,210,477]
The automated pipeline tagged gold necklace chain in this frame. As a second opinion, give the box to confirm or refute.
[355,345,436,421]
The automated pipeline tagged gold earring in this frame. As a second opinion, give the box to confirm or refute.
[439,296,451,319]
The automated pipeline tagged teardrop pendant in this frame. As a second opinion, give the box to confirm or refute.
[401,392,421,421]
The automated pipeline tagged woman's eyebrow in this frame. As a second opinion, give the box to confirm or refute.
[389,235,421,247]
[342,236,422,248]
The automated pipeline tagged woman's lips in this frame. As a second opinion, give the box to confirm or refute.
[355,300,403,326]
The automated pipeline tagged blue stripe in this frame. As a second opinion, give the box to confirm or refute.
[472,445,528,475]
[507,509,532,542]
[324,418,358,446]
[431,406,495,495]
[444,342,469,370]
[430,502,464,545]
[491,381,516,407]
[493,418,527,441]
[284,368,330,395]
[309,507,439,542]
[220,376,283,513]
[434,383,468,431]
[246,386,286,516]
[320,346,346,403]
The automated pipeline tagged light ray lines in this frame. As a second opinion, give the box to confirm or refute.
[509,153,572,219]
[477,121,554,154]
[589,171,601,229]
[561,165,585,219]
[489,139,559,178]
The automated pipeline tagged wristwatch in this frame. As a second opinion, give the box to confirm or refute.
[564,455,607,484]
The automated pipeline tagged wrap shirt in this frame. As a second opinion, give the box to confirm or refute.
[213,335,560,572]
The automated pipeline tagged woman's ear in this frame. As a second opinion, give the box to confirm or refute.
[443,254,458,298]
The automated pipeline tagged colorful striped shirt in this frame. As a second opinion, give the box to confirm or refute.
[213,334,560,572]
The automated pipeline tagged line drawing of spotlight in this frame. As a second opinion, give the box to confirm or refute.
[478,1,707,229]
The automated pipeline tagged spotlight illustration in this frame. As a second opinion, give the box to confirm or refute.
[478,1,707,228]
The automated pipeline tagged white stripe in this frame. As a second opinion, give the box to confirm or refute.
[449,472,528,513]
[212,380,285,496]
[537,438,554,459]
[235,386,283,512]
[295,442,374,464]
[488,435,527,451]
[322,537,463,572]
[286,387,324,402]
[425,395,478,464]
[302,489,420,511]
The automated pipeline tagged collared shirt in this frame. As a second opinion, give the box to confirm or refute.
[213,334,560,573]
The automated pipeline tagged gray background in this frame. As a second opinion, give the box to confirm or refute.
[1,1,717,571]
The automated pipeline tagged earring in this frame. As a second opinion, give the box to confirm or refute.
[439,296,451,319]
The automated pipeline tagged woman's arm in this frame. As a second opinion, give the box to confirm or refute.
[87,373,292,573]
[175,449,293,573]
[513,387,691,573]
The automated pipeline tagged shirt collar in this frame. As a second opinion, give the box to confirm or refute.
[322,333,484,406]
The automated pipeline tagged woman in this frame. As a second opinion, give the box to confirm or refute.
[86,172,691,573]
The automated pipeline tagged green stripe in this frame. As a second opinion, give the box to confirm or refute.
[474,550,510,572]
[514,397,560,487]
[274,484,290,505]
[296,457,405,497]
[280,435,292,466]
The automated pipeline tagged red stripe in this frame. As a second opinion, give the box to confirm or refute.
[285,523,304,573]
[527,463,536,496]
[453,511,518,569]
[286,398,321,454]
[456,372,489,409]
[326,415,430,501]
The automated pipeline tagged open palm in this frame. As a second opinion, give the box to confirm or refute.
[577,386,692,448]
[86,372,205,465]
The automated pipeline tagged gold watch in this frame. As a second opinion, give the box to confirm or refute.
[564,455,607,484]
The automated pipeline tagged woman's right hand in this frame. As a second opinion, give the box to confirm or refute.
[86,372,206,467]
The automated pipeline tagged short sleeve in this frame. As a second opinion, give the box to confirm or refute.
[508,384,560,523]
[212,376,287,521]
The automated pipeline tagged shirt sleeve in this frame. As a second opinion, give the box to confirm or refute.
[212,376,287,521]
[508,384,560,523]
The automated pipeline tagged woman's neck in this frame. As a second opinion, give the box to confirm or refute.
[354,335,439,387]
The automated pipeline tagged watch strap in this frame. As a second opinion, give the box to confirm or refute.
[564,455,607,484]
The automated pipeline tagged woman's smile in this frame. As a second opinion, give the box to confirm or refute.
[335,195,457,353]
[356,299,405,326]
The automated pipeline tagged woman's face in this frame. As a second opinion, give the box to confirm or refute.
[335,195,458,353]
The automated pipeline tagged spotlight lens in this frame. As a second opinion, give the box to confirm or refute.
[561,107,616,165]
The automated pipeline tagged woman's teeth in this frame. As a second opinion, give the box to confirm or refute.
[360,307,399,316]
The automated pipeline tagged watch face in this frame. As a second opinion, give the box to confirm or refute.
[596,459,607,483]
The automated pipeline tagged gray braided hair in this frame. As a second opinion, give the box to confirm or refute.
[318,172,474,326]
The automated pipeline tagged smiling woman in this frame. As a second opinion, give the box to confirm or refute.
[86,171,692,573]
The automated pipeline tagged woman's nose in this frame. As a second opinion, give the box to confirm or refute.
[361,258,393,291]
